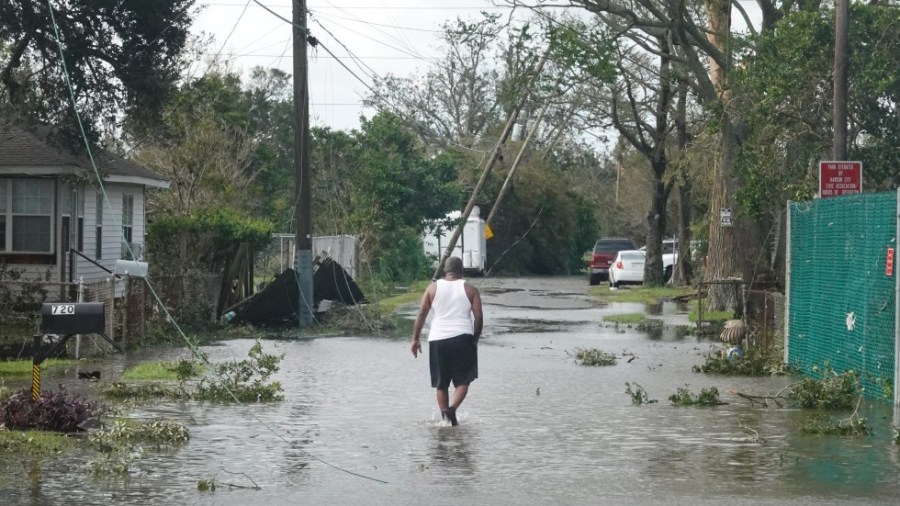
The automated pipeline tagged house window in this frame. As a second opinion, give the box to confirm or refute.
[0,179,53,253]
[121,194,134,259]
[95,192,103,259]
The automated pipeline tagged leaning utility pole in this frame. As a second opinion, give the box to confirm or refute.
[432,49,549,280]
[833,0,849,160]
[293,0,314,326]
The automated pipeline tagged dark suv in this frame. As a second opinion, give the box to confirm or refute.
[589,237,637,285]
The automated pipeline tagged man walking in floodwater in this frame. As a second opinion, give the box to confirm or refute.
[411,256,483,426]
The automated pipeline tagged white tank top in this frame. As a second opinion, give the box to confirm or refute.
[428,279,474,341]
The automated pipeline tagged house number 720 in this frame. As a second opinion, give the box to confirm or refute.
[51,305,76,315]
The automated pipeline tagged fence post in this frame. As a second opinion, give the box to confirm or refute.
[75,277,83,360]
[784,200,792,365]
[894,189,899,407]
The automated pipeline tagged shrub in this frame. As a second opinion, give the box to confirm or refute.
[790,370,858,410]
[669,386,721,406]
[88,419,189,447]
[625,382,657,405]
[573,347,617,366]
[693,349,791,376]
[0,386,100,432]
[802,413,869,436]
[103,382,191,401]
[194,340,284,402]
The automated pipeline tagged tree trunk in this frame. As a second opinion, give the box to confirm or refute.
[673,76,692,285]
[674,180,693,285]
[643,33,674,286]
[703,0,739,310]
[705,111,738,308]
[644,160,668,286]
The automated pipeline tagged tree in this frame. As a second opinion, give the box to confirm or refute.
[735,4,900,227]
[506,0,833,308]
[367,13,506,147]
[0,0,196,134]
[546,15,682,284]
[132,69,257,216]
[348,113,464,258]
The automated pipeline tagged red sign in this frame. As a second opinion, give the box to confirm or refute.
[888,247,894,277]
[819,161,862,197]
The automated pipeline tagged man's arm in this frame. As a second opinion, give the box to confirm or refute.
[411,283,436,358]
[467,285,483,341]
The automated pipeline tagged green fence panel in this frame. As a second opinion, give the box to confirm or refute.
[788,192,897,399]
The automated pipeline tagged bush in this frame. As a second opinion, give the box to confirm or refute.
[103,382,191,401]
[88,419,189,447]
[0,386,100,432]
[802,413,869,436]
[669,386,721,406]
[693,349,790,376]
[194,340,284,402]
[790,370,858,410]
[573,347,617,366]
[625,382,657,405]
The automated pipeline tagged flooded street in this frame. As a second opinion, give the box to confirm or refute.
[6,276,900,505]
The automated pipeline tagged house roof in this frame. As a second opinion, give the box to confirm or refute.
[0,123,169,188]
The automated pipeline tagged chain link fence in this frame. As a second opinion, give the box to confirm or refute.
[787,191,898,399]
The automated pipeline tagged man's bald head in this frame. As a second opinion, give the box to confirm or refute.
[444,256,463,276]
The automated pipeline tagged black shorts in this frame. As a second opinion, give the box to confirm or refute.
[429,333,478,389]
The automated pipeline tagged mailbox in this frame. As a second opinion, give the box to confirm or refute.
[40,302,106,335]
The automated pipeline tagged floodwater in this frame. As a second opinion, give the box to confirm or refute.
[5,276,900,505]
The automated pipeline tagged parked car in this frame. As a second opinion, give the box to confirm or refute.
[609,250,646,288]
[589,237,637,285]
[640,238,678,282]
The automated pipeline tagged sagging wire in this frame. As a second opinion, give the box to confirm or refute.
[44,0,386,485]
[252,0,489,155]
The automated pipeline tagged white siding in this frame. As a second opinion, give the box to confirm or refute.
[74,183,147,283]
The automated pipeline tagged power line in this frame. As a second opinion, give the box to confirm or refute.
[205,2,514,9]
[319,10,444,33]
[206,52,441,59]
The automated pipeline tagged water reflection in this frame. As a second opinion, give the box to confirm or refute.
[644,301,689,316]
[6,277,900,505]
[429,426,476,477]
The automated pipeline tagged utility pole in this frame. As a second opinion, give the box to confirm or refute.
[833,0,849,160]
[432,49,549,280]
[293,0,314,326]
[485,101,549,227]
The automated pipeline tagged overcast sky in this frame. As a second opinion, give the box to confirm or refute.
[192,0,505,132]
[193,1,761,133]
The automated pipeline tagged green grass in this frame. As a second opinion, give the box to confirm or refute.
[0,359,77,379]
[589,285,693,304]
[0,430,77,455]
[374,280,431,315]
[603,313,646,324]
[121,361,176,381]
[121,359,204,381]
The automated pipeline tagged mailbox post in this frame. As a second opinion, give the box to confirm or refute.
[33,302,121,400]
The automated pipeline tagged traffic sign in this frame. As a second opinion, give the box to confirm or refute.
[819,161,862,197]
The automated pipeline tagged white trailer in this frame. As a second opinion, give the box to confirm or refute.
[423,206,487,275]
